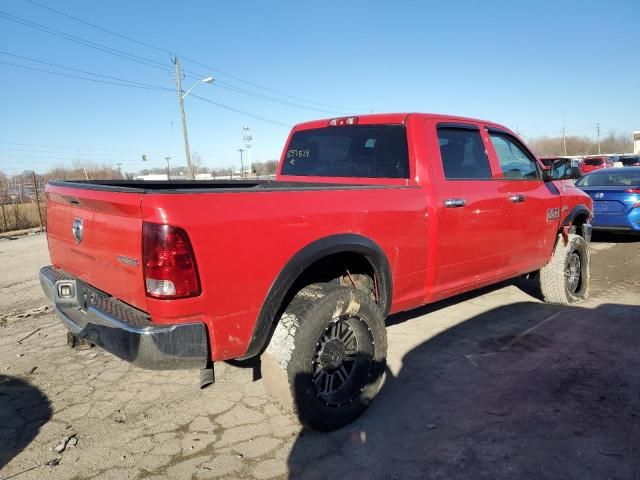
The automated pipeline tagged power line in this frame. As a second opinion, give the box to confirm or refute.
[0,143,253,160]
[189,93,291,128]
[23,0,173,56]
[0,60,290,127]
[19,0,364,112]
[0,51,172,89]
[182,55,361,112]
[1,10,296,127]
[0,61,170,90]
[212,79,349,114]
[1,151,144,160]
[0,143,171,155]
[3,9,358,115]
[0,10,172,73]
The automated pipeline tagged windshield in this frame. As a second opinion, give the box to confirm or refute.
[576,170,640,187]
[583,158,604,166]
[280,125,409,178]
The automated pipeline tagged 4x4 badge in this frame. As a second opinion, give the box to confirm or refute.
[72,218,83,244]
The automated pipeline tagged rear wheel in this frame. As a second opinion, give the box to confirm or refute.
[539,233,590,304]
[261,283,387,431]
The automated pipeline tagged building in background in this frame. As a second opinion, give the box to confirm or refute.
[634,131,640,154]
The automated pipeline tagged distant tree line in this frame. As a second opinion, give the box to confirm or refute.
[134,159,279,178]
[0,157,280,187]
[527,131,633,157]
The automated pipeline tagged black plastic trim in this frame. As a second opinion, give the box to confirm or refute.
[544,182,560,195]
[561,204,592,227]
[485,126,510,134]
[239,234,392,360]
[437,122,480,131]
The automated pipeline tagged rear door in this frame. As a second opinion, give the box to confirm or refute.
[46,184,147,310]
[485,129,560,272]
[429,121,511,294]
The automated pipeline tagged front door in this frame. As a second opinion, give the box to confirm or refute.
[486,129,560,273]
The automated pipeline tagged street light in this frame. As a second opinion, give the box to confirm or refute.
[174,56,214,180]
[182,76,214,99]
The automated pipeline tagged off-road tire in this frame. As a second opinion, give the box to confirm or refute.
[261,283,387,431]
[539,233,590,304]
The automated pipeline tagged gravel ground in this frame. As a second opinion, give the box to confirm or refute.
[0,232,639,479]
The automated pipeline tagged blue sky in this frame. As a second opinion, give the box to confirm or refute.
[1,0,638,175]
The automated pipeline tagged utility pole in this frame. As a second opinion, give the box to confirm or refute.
[116,163,123,178]
[237,149,244,178]
[165,156,172,180]
[31,171,44,233]
[596,123,601,154]
[243,126,252,177]
[562,126,567,155]
[174,57,196,180]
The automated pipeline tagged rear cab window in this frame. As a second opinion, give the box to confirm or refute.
[436,126,492,179]
[280,125,409,178]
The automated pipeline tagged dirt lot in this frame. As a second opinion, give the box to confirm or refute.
[1,233,639,479]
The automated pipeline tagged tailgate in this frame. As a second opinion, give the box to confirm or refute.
[46,185,147,311]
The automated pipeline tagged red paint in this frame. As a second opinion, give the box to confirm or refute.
[44,113,592,362]
[580,156,614,175]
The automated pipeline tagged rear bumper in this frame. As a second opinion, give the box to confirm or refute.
[592,214,640,231]
[39,266,209,370]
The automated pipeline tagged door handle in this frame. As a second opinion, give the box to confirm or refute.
[508,194,526,203]
[444,198,466,208]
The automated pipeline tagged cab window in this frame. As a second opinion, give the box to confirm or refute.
[490,133,540,180]
[437,127,492,179]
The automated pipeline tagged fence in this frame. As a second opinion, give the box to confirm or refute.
[0,174,46,234]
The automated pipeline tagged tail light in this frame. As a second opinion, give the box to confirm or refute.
[328,116,358,126]
[142,223,201,299]
[625,188,640,194]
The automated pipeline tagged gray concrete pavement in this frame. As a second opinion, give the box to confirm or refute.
[0,233,639,479]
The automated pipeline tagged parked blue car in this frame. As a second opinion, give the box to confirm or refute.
[575,167,640,232]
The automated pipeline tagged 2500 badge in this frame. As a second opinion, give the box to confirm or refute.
[547,208,560,220]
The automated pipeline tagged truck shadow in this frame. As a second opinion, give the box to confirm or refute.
[287,302,640,479]
[591,231,640,243]
[0,375,51,469]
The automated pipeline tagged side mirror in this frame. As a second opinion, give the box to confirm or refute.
[566,159,582,180]
[542,166,554,182]
[546,158,582,181]
[567,166,581,180]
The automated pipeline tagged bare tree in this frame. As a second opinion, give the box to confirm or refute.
[191,152,202,176]
[527,131,633,157]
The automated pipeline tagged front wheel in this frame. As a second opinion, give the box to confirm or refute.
[539,233,590,304]
[261,283,387,431]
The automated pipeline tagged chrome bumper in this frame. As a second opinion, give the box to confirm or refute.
[39,266,208,370]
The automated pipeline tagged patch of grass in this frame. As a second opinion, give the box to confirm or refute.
[0,202,45,233]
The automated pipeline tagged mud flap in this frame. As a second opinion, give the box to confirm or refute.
[561,225,570,246]
[66,331,94,350]
[199,365,215,389]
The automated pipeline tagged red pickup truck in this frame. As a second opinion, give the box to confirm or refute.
[40,113,593,431]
